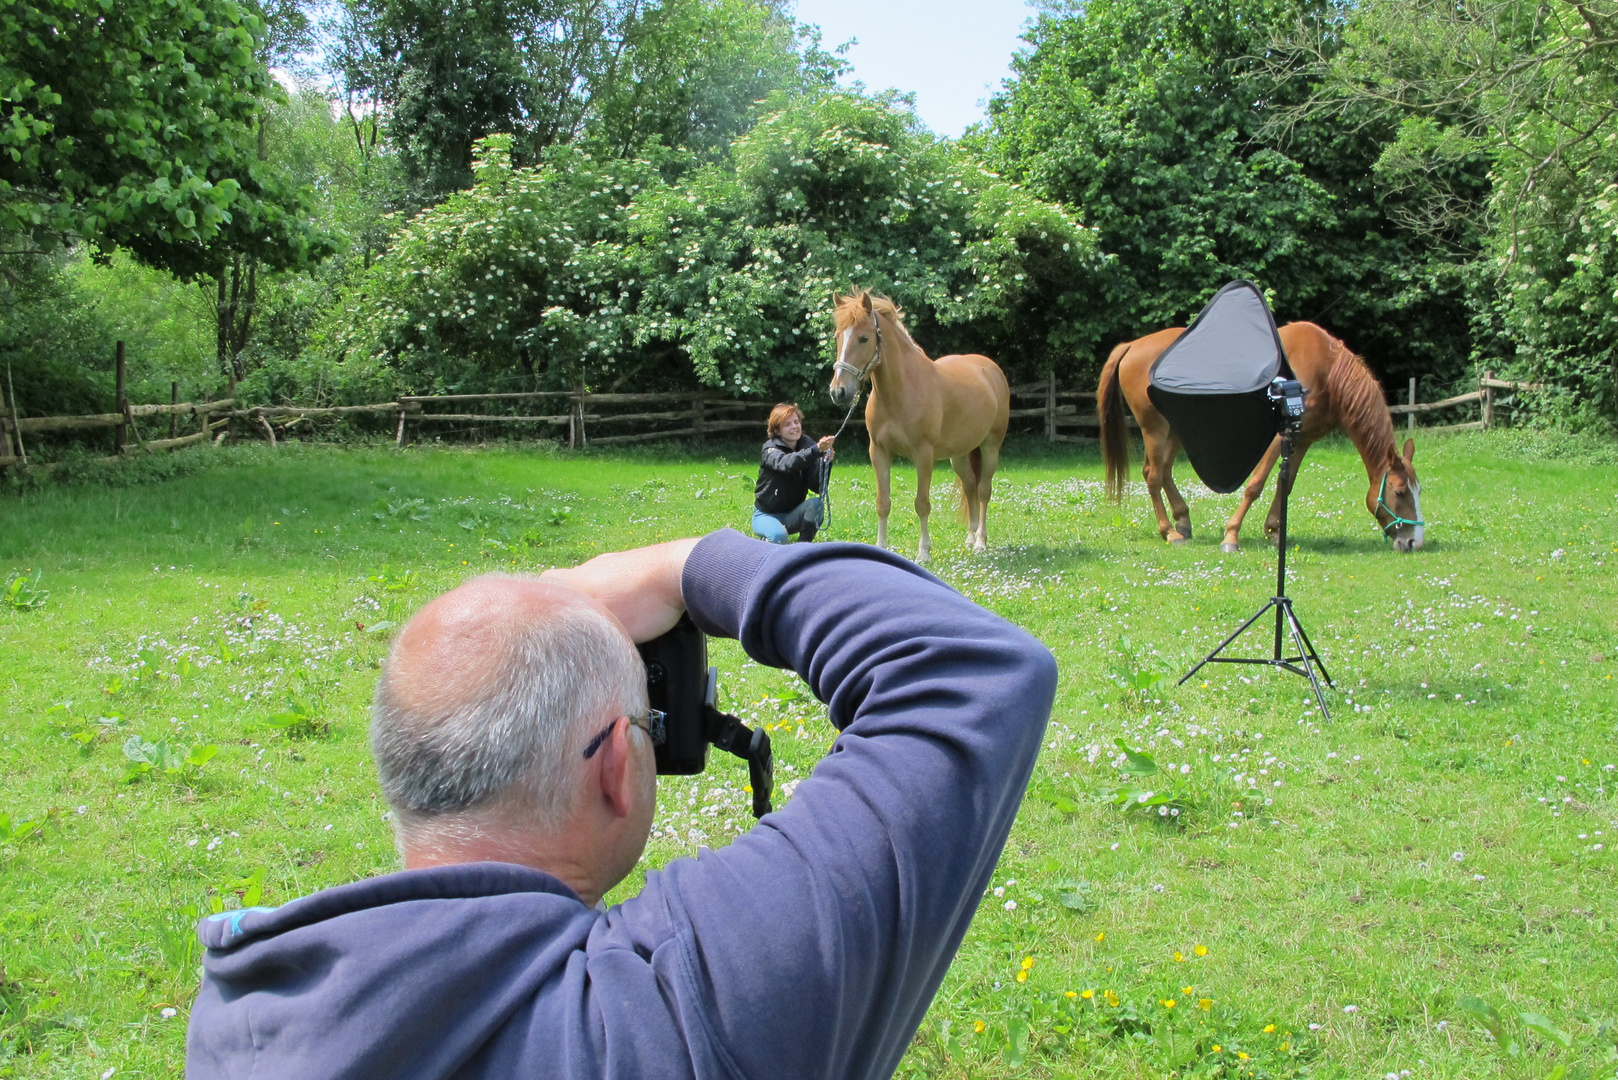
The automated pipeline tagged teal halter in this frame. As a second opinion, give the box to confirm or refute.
[1377,472,1424,540]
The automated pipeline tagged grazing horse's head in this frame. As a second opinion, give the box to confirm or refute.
[1370,438,1424,552]
[829,289,885,409]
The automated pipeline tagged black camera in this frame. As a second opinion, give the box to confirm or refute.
[637,615,774,819]
[1267,377,1307,427]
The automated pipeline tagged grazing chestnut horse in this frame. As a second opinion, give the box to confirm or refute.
[829,289,1010,562]
[1097,321,1425,553]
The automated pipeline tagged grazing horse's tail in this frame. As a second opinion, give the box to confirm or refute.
[1098,342,1130,503]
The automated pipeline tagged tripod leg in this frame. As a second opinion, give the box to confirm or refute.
[1283,603,1331,719]
[1179,598,1277,685]
[1289,610,1334,688]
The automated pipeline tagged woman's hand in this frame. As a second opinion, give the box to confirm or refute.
[817,435,836,452]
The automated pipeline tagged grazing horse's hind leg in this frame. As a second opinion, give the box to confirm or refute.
[1159,437,1193,541]
[1223,438,1281,553]
[1141,426,1188,544]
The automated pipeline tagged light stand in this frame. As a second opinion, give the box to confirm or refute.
[1178,381,1333,719]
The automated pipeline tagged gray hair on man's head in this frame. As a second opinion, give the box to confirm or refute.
[371,577,646,836]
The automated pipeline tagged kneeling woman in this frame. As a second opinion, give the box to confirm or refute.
[753,403,836,544]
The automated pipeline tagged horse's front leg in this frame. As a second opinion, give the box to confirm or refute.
[1223,438,1281,552]
[872,441,893,551]
[1262,438,1313,542]
[914,451,934,564]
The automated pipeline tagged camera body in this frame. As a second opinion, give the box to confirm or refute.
[638,615,774,818]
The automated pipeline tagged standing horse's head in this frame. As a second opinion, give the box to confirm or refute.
[1370,438,1424,552]
[829,290,883,409]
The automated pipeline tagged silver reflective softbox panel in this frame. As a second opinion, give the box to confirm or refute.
[1146,280,1291,494]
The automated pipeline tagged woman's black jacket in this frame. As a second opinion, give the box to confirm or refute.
[754,435,829,514]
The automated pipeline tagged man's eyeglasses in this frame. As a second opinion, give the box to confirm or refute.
[581,709,667,759]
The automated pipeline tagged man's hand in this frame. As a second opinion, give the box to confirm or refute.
[538,537,701,643]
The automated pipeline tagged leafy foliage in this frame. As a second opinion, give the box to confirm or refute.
[0,0,333,277]
[320,95,1104,400]
[981,0,1481,387]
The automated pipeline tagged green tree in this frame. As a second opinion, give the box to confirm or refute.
[316,95,1104,403]
[327,0,842,197]
[1304,0,1618,426]
[0,0,331,279]
[981,0,1481,386]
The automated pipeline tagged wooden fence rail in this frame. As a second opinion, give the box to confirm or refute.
[0,358,1558,473]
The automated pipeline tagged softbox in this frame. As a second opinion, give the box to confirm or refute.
[1146,281,1291,494]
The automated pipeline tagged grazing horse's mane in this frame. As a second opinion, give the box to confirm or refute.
[833,288,905,334]
[1323,335,1395,466]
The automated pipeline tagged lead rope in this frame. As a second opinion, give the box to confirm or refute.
[817,312,882,533]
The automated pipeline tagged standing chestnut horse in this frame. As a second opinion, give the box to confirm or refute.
[1097,321,1425,553]
[829,289,1010,562]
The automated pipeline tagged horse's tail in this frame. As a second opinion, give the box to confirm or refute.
[956,447,982,522]
[1098,342,1130,503]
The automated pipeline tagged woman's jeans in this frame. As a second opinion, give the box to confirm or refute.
[752,497,823,544]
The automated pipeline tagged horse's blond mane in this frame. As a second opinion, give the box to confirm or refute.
[833,287,905,334]
[1324,336,1395,465]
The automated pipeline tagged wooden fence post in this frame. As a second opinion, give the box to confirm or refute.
[4,361,25,467]
[395,409,407,448]
[1046,372,1057,441]
[1481,370,1494,429]
[170,381,179,440]
[227,371,237,442]
[1407,376,1416,431]
[115,341,127,453]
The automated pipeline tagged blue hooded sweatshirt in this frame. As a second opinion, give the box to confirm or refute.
[186,529,1056,1080]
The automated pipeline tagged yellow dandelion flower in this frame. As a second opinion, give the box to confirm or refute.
[1181,986,1194,996]
[1081,990,1094,1000]
[1161,999,1177,1009]
[1263,1024,1276,1034]
[1199,998,1213,1011]
[1213,1045,1222,1053]
[1021,956,1034,970]
[1065,991,1078,999]
[1095,932,1105,942]
[1105,989,1120,1007]
[1194,944,1208,957]
[974,1020,985,1033]
[1174,951,1186,962]
[1238,1052,1250,1060]
[1016,970,1028,983]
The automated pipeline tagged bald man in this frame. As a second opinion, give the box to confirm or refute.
[185,530,1056,1080]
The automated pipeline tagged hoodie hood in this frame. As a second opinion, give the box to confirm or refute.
[187,863,598,1080]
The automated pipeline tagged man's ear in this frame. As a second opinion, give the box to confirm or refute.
[592,718,637,819]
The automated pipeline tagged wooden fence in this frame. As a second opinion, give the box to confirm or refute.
[1384,371,1547,433]
[0,350,1554,472]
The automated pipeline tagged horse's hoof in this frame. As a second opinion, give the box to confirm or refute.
[1167,533,1187,546]
[1177,526,1192,540]
[1221,542,1240,554]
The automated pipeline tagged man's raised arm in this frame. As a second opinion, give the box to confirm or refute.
[605,528,1057,1080]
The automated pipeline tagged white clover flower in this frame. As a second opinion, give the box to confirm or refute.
[1451,851,1465,862]
[1344,1004,1358,1014]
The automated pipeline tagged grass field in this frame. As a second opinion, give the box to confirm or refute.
[1,432,1614,1079]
